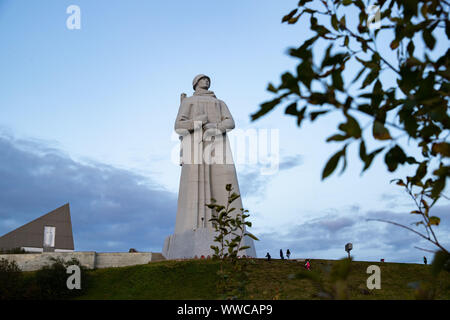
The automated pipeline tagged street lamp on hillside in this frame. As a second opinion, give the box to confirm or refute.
[345,243,353,259]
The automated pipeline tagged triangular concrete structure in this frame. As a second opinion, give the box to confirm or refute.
[0,203,74,252]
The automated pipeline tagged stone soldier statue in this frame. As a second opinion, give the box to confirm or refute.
[162,74,256,259]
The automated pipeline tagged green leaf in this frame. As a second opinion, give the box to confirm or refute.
[308,92,328,105]
[332,71,344,91]
[267,83,278,93]
[352,67,366,84]
[359,140,367,160]
[215,205,225,213]
[296,60,315,89]
[322,148,345,179]
[411,161,427,184]
[407,41,415,56]
[288,15,300,24]
[361,68,380,89]
[298,0,313,6]
[390,39,400,50]
[432,142,450,157]
[245,232,259,241]
[296,106,307,127]
[372,121,392,140]
[282,9,298,23]
[384,145,407,172]
[228,192,240,204]
[331,14,339,31]
[423,29,436,50]
[280,71,300,93]
[285,102,298,115]
[310,110,329,121]
[340,147,348,174]
[446,20,450,39]
[326,134,349,142]
[339,114,361,138]
[251,96,282,121]
[342,0,352,6]
[431,176,446,199]
[339,15,346,30]
[428,216,440,226]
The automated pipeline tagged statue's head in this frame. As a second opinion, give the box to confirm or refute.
[192,74,210,90]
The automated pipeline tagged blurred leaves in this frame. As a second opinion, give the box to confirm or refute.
[207,184,259,299]
[251,0,449,194]
[253,0,449,257]
[373,121,392,140]
[207,184,258,261]
[431,250,450,277]
[296,257,352,299]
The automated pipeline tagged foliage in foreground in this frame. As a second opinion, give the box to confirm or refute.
[206,183,259,299]
[207,184,258,261]
[0,258,23,300]
[0,257,89,300]
[252,0,449,262]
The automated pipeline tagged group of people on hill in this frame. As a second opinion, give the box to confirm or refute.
[279,249,290,260]
[263,252,429,268]
[265,249,291,260]
[264,249,311,270]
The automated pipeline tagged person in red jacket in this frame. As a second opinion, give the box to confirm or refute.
[305,259,311,271]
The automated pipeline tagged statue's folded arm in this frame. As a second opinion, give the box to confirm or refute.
[218,100,235,132]
[175,101,194,134]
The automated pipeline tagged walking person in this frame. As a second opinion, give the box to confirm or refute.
[423,256,427,265]
[265,252,271,261]
[280,249,284,260]
[305,259,311,271]
[286,249,291,260]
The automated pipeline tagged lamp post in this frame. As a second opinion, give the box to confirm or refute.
[345,243,353,259]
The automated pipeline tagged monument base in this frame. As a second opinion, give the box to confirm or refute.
[162,228,257,259]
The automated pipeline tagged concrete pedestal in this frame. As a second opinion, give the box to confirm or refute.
[162,228,256,259]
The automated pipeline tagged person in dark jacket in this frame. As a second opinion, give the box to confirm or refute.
[280,249,284,260]
[286,249,291,259]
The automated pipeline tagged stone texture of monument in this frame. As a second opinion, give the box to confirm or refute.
[163,74,257,259]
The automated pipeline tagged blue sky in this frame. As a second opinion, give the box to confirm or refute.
[0,0,448,263]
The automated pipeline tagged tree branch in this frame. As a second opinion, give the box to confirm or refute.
[367,218,449,254]
[367,218,430,241]
[414,246,436,253]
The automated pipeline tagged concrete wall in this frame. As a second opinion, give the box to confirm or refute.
[163,228,257,259]
[95,253,152,269]
[0,252,163,271]
[0,252,96,271]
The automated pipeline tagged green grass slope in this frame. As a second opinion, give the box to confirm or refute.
[76,258,450,300]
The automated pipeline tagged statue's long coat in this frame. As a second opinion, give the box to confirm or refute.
[174,91,243,234]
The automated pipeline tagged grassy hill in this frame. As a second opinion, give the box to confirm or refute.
[76,258,450,300]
